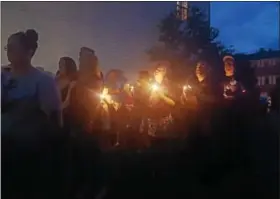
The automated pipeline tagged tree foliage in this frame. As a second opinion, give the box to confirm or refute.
[148,6,234,81]
[234,53,256,90]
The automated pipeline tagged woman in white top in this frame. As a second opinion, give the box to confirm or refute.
[2,29,62,132]
[2,29,63,199]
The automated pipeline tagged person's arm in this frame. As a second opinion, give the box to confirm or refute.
[162,94,175,106]
[158,91,175,106]
[62,81,76,109]
[38,75,63,128]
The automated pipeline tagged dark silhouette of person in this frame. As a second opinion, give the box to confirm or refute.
[194,61,222,136]
[2,29,62,199]
[68,47,105,199]
[56,57,77,134]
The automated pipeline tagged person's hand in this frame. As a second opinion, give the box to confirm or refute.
[103,94,112,104]
[156,90,166,99]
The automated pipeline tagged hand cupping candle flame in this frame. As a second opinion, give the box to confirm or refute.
[130,85,134,92]
[99,93,106,100]
[99,88,112,103]
[183,85,192,91]
[151,83,161,92]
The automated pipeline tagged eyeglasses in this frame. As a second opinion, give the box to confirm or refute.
[3,44,23,53]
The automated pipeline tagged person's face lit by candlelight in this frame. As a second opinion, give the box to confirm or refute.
[154,66,166,84]
[223,56,235,77]
[195,61,208,82]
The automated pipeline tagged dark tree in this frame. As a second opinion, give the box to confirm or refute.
[234,53,256,91]
[148,6,233,82]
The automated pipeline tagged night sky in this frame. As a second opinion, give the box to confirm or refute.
[1,1,279,79]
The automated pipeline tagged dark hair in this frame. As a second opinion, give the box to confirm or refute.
[223,55,235,63]
[196,61,209,68]
[9,29,39,56]
[60,57,77,81]
[80,47,95,55]
[138,71,150,80]
[55,70,60,77]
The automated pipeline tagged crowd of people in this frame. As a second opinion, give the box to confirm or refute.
[2,29,279,199]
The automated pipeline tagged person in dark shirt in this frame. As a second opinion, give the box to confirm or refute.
[56,57,77,133]
[68,47,105,198]
[222,56,246,102]
[144,64,175,143]
[218,56,251,181]
[134,71,151,111]
[195,61,222,111]
[194,61,222,136]
[133,71,152,147]
[56,57,77,105]
[69,47,104,134]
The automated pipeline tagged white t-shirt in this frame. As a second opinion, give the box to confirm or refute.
[1,66,62,116]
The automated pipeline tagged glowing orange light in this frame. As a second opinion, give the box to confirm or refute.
[99,88,112,102]
[100,93,105,100]
[183,85,192,91]
[152,84,159,91]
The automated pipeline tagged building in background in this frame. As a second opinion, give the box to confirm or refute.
[176,1,210,22]
[249,50,280,94]
[236,50,280,94]
[176,2,188,20]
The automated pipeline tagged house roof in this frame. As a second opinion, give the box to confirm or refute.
[234,50,280,61]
